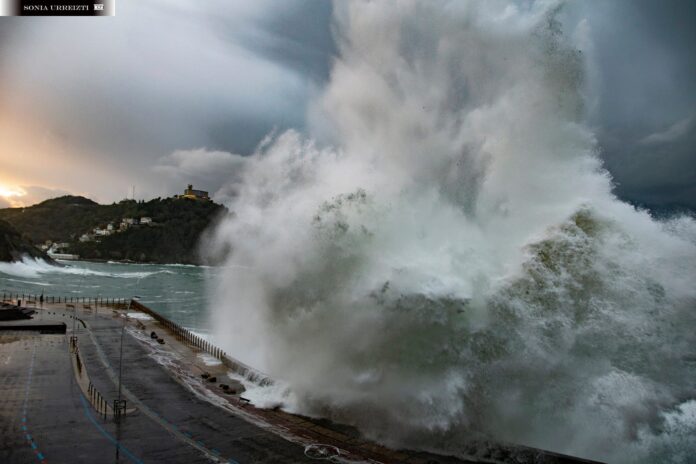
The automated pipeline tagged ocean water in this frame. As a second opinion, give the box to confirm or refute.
[0,258,214,334]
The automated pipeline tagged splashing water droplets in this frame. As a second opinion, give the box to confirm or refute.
[208,2,696,463]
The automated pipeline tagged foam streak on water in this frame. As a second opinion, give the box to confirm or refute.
[0,258,214,332]
[207,2,696,463]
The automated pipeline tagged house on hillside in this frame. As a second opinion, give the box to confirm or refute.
[177,184,210,201]
[140,217,152,225]
[47,242,79,260]
[121,218,139,228]
[94,227,112,237]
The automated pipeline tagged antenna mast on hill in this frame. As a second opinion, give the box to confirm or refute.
[131,185,135,200]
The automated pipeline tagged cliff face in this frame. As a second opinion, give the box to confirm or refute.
[0,219,53,263]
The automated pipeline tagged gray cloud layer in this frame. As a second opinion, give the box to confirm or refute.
[0,0,335,202]
[576,0,696,211]
[0,0,693,211]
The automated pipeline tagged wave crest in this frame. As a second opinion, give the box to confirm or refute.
[208,2,696,463]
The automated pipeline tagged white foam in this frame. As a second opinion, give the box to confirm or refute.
[197,353,222,366]
[0,257,173,279]
[125,312,153,321]
[206,2,696,463]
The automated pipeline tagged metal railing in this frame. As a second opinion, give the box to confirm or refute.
[72,335,111,421]
[2,292,128,308]
[88,381,109,420]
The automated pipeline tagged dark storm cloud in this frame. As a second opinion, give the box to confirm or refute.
[575,0,696,211]
[215,0,336,83]
[0,0,693,211]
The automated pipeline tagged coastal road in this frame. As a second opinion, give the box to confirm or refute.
[0,333,166,463]
[0,314,316,463]
[77,317,316,463]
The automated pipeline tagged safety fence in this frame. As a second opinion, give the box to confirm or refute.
[88,381,110,420]
[2,292,128,307]
[70,335,111,420]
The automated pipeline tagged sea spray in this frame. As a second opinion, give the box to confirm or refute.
[208,2,696,462]
[0,257,176,279]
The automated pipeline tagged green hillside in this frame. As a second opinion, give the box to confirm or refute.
[0,196,226,264]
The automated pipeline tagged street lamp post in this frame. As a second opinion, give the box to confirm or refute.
[74,267,88,334]
[115,295,140,421]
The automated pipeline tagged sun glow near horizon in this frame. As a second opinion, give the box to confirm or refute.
[0,183,27,207]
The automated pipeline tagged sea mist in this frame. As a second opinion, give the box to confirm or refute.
[208,2,696,463]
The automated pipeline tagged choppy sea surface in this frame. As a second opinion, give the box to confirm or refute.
[0,258,215,334]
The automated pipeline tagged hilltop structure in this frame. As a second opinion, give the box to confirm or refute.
[0,195,224,264]
[177,184,210,201]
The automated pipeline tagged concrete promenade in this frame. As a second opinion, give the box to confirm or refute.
[0,299,603,464]
[0,305,323,463]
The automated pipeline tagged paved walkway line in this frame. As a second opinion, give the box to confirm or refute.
[83,324,238,463]
[20,341,46,463]
[68,338,122,419]
[77,394,143,464]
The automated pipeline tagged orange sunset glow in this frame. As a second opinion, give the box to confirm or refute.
[0,183,26,207]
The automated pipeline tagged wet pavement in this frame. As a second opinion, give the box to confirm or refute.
[0,307,319,463]
[0,333,143,463]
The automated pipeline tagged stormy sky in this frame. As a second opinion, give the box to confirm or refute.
[0,0,693,211]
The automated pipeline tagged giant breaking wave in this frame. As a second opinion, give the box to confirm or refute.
[208,2,696,463]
